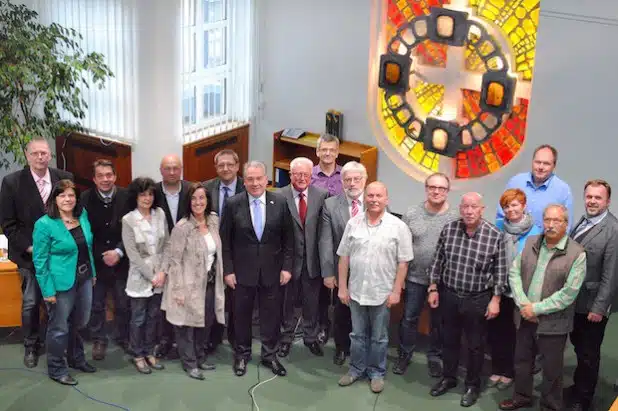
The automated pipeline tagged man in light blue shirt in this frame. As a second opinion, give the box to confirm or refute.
[497,145,573,231]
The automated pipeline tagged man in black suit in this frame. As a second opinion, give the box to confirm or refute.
[154,153,191,359]
[0,137,73,368]
[81,159,130,360]
[221,161,294,377]
[203,149,244,351]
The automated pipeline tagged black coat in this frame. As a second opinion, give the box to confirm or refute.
[155,180,192,233]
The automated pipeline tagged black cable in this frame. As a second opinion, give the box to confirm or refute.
[372,390,381,411]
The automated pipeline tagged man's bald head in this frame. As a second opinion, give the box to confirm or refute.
[366,181,388,196]
[160,154,182,185]
[364,181,389,215]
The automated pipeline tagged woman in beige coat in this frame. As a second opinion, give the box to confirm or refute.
[161,182,225,380]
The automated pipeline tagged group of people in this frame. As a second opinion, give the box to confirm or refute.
[0,136,615,411]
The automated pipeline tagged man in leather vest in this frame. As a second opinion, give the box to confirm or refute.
[500,204,586,411]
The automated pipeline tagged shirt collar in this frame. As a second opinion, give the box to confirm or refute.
[293,187,308,198]
[162,183,181,196]
[526,172,554,189]
[221,178,237,193]
[585,210,608,225]
[98,187,116,199]
[347,196,362,206]
[31,168,50,184]
[315,164,342,177]
[248,192,266,205]
[542,234,568,251]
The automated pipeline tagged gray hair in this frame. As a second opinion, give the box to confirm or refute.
[544,203,569,222]
[317,133,340,148]
[425,172,450,190]
[243,160,267,177]
[341,161,367,180]
[289,157,314,171]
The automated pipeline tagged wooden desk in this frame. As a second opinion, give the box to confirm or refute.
[0,261,22,327]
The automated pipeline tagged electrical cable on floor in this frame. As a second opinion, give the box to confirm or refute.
[0,368,130,411]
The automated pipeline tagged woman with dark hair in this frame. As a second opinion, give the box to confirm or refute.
[161,182,225,380]
[122,177,169,374]
[33,179,97,385]
[488,189,543,390]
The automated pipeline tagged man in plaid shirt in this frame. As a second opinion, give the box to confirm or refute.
[427,192,507,408]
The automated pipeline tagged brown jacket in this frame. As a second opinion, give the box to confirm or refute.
[161,213,225,327]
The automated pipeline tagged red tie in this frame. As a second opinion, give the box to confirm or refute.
[298,192,307,226]
[352,199,359,217]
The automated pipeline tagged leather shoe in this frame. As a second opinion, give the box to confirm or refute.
[305,342,324,357]
[430,378,457,397]
[198,361,216,371]
[392,353,411,375]
[92,342,106,361]
[185,368,205,380]
[261,359,287,376]
[278,343,291,358]
[460,388,479,407]
[233,358,247,377]
[51,374,78,386]
[23,350,38,368]
[333,350,348,366]
[69,362,97,373]
[499,398,534,410]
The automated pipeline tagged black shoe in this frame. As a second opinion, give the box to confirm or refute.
[261,359,287,376]
[430,378,457,397]
[233,358,247,377]
[23,349,38,368]
[317,329,329,345]
[333,350,348,366]
[185,368,205,380]
[427,359,443,378]
[198,361,216,371]
[51,374,78,386]
[460,388,479,407]
[69,362,97,373]
[392,353,411,375]
[305,342,324,357]
[278,343,291,358]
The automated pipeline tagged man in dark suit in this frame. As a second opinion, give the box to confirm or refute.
[565,179,618,411]
[203,149,244,351]
[81,159,130,360]
[0,137,73,368]
[221,161,294,377]
[319,161,367,365]
[278,157,328,358]
[154,153,191,359]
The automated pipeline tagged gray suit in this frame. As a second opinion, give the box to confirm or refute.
[569,211,618,406]
[279,185,328,345]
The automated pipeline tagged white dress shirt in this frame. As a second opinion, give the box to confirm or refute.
[293,188,309,213]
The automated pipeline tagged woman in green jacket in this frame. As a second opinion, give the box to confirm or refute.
[33,179,97,386]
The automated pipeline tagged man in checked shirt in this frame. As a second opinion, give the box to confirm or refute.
[427,192,507,408]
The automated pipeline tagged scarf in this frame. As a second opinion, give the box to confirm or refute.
[502,212,534,265]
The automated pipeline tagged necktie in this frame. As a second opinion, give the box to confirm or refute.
[351,199,359,217]
[298,192,307,227]
[573,218,591,240]
[37,179,49,204]
[221,186,230,217]
[103,195,112,205]
[252,199,263,241]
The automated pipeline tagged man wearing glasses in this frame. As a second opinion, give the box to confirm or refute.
[394,173,458,378]
[499,204,586,411]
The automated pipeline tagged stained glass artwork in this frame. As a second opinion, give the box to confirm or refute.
[375,0,540,180]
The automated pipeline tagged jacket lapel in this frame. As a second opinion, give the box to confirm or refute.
[284,186,302,228]
[336,194,350,227]
[243,192,259,242]
[23,168,46,212]
[570,216,586,237]
[211,180,221,215]
[306,186,320,224]
[577,216,607,246]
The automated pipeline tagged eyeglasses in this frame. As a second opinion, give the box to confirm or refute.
[543,218,566,225]
[343,177,363,184]
[426,185,448,193]
[291,172,310,179]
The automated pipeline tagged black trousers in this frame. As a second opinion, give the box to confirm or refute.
[174,283,216,370]
[570,312,609,407]
[487,296,516,378]
[318,283,331,335]
[514,320,567,411]
[441,287,491,389]
[89,274,130,346]
[129,294,162,358]
[234,282,281,362]
[280,271,321,345]
[209,286,235,348]
[19,268,45,350]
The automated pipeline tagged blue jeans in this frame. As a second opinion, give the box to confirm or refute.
[46,278,93,379]
[398,281,442,360]
[129,293,162,358]
[349,299,390,379]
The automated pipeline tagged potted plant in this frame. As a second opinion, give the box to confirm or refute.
[0,0,114,169]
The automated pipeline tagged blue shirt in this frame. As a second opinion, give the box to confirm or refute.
[496,172,573,231]
[219,178,238,216]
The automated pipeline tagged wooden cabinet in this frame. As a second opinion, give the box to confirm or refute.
[0,261,21,327]
[272,130,378,187]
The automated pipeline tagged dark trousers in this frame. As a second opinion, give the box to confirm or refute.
[318,283,331,335]
[570,312,608,407]
[129,293,162,358]
[487,296,516,378]
[441,287,491,389]
[209,286,235,347]
[46,278,92,379]
[234,282,281,362]
[318,283,352,352]
[280,271,321,345]
[514,320,567,411]
[399,281,442,360]
[19,268,45,350]
[89,274,130,345]
[174,284,216,369]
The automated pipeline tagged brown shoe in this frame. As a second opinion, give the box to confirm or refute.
[499,398,534,410]
[92,342,106,361]
[146,355,164,370]
[134,357,152,374]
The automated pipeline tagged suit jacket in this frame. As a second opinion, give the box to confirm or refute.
[80,186,130,279]
[279,185,328,280]
[32,210,96,298]
[570,212,618,315]
[220,190,294,287]
[155,180,192,234]
[0,166,73,269]
[203,176,245,217]
[319,193,353,279]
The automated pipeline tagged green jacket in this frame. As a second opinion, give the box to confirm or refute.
[33,210,96,298]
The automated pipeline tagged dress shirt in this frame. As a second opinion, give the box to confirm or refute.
[31,168,51,201]
[162,183,181,224]
[293,187,308,213]
[248,192,266,234]
[347,196,363,217]
[311,164,343,196]
[573,210,608,240]
[219,178,238,215]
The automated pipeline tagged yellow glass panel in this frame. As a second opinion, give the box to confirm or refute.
[515,6,527,19]
[502,15,519,34]
[523,19,536,35]
[422,155,435,168]
[410,143,425,162]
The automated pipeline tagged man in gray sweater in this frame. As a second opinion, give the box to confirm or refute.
[393,172,459,377]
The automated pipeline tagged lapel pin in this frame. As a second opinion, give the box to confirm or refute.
[270,200,274,204]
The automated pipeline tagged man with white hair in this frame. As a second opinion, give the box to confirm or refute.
[428,192,507,407]
[319,161,367,365]
[278,157,329,358]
